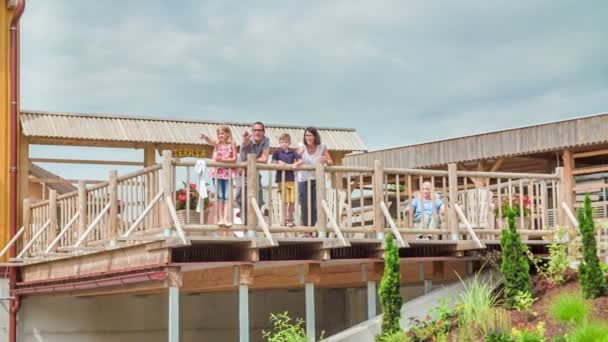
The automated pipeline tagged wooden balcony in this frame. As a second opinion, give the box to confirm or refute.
[2,150,583,297]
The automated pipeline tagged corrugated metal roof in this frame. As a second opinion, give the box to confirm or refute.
[30,163,77,194]
[21,110,368,152]
[345,112,608,168]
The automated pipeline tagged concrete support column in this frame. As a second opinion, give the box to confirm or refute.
[235,265,253,342]
[367,281,377,319]
[298,263,321,341]
[305,282,315,342]
[168,286,180,342]
[239,284,249,342]
[419,263,433,294]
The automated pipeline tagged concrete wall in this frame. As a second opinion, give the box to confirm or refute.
[18,288,344,342]
[0,278,9,341]
[13,282,441,342]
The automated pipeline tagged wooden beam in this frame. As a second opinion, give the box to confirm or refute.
[30,158,144,166]
[573,148,608,159]
[447,164,458,239]
[144,145,156,166]
[373,160,384,234]
[562,150,575,211]
[572,165,608,176]
[19,137,30,227]
[19,243,170,283]
[489,158,505,172]
[29,176,104,185]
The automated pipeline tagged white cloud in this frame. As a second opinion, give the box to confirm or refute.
[20,0,608,159]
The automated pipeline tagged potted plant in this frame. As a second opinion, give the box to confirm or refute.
[175,182,214,224]
[494,193,532,229]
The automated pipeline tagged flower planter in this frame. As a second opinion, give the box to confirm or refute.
[176,209,216,225]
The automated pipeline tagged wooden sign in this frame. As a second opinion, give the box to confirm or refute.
[172,148,208,158]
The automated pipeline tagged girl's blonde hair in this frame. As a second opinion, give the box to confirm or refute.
[217,125,233,144]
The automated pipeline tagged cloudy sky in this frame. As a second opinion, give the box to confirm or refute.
[21,0,608,178]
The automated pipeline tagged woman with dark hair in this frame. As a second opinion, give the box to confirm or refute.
[296,127,333,227]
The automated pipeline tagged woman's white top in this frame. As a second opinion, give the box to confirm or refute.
[296,143,326,182]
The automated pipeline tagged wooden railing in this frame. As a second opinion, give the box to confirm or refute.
[10,150,571,261]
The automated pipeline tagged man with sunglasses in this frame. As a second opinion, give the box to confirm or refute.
[236,122,270,225]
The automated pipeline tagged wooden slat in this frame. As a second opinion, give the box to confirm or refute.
[380,201,408,248]
[30,158,144,166]
[321,200,349,247]
[251,198,277,246]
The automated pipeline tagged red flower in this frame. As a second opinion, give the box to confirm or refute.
[178,193,187,201]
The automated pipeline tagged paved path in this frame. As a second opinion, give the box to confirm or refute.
[324,271,502,342]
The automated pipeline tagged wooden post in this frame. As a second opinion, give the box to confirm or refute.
[144,145,156,214]
[18,137,29,227]
[162,150,174,229]
[246,154,258,234]
[448,163,459,240]
[78,181,87,239]
[144,145,156,167]
[22,199,31,249]
[373,160,384,235]
[49,189,58,244]
[555,167,566,227]
[316,163,327,236]
[562,150,575,215]
[109,170,119,238]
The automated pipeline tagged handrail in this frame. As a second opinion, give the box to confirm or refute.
[379,201,408,248]
[30,199,50,209]
[117,164,162,182]
[87,180,111,192]
[456,170,558,180]
[57,189,79,201]
[251,198,277,246]
[0,226,24,260]
[166,195,190,245]
[44,212,80,254]
[122,190,164,237]
[257,164,315,172]
[321,200,349,247]
[174,160,248,168]
[561,202,579,227]
[453,203,485,249]
[384,168,448,177]
[16,220,51,259]
[75,202,111,248]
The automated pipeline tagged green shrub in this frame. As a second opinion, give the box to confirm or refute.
[544,228,570,285]
[262,312,308,342]
[578,194,606,299]
[511,321,546,342]
[376,330,409,342]
[485,331,515,342]
[500,208,531,308]
[549,293,589,325]
[569,321,608,342]
[378,232,403,340]
[513,290,537,312]
[458,272,505,337]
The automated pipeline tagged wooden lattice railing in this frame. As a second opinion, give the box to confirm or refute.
[5,150,573,262]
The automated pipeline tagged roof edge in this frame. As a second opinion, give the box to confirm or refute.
[357,111,608,155]
[21,109,357,132]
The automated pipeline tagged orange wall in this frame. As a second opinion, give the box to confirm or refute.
[0,6,15,257]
